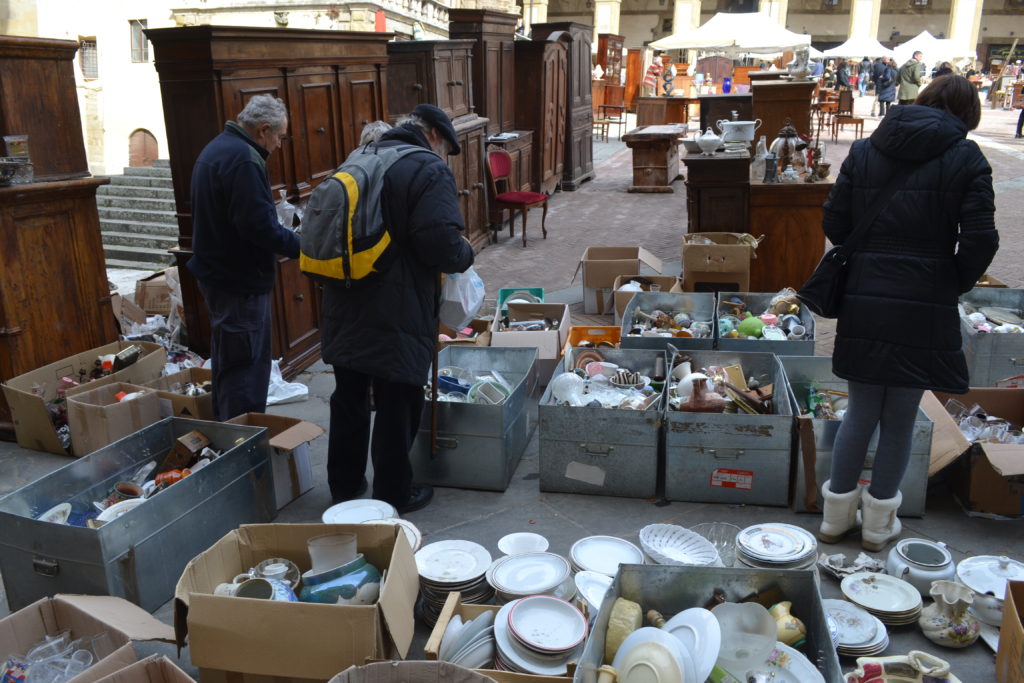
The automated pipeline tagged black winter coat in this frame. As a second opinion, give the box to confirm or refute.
[319,124,474,383]
[875,65,897,102]
[823,105,998,393]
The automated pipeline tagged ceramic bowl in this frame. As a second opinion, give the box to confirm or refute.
[498,532,549,556]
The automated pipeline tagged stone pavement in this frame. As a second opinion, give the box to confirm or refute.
[1,100,1022,680]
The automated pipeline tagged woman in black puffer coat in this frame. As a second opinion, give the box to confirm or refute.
[815,75,998,552]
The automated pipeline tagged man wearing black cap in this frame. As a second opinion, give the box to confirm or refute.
[319,104,474,513]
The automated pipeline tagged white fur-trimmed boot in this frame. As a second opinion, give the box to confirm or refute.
[817,480,862,544]
[861,488,903,552]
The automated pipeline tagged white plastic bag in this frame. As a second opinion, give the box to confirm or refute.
[267,358,309,405]
[439,267,485,330]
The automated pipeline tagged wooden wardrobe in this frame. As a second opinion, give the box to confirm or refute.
[514,34,569,195]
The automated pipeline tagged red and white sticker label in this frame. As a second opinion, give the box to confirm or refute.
[710,468,754,490]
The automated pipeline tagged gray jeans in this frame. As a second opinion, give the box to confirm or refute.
[828,381,924,500]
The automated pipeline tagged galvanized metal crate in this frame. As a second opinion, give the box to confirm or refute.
[410,346,538,492]
[574,564,843,683]
[781,356,932,517]
[716,292,816,355]
[539,348,666,499]
[664,349,794,506]
[960,287,1024,386]
[620,292,716,351]
[0,417,274,612]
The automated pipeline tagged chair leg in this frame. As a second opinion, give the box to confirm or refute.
[520,208,529,247]
[507,209,515,239]
[541,202,548,239]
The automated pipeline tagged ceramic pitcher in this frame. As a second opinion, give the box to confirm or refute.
[917,580,980,648]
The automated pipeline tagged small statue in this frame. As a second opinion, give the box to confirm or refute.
[786,47,813,81]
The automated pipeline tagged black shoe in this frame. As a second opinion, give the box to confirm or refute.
[1016,133,1023,139]
[331,476,368,504]
[396,484,434,514]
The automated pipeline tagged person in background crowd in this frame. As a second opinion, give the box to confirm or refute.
[836,59,851,90]
[935,61,954,77]
[189,94,299,421]
[815,75,998,552]
[858,56,872,97]
[642,53,664,97]
[359,120,392,146]
[875,57,898,117]
[1016,104,1023,139]
[812,59,825,78]
[898,50,924,104]
[824,59,836,88]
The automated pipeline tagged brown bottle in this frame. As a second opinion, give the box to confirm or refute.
[680,377,727,413]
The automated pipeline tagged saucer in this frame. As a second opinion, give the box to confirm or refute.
[37,502,72,525]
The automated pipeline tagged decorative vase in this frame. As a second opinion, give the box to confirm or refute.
[679,377,726,413]
[768,601,807,647]
[917,580,980,648]
[299,554,382,606]
[737,312,764,338]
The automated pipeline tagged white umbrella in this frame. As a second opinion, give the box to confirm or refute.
[822,36,893,58]
[650,12,811,54]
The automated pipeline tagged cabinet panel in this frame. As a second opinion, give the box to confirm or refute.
[289,71,340,192]
[386,59,430,120]
[386,41,474,122]
[434,52,455,114]
[514,37,568,195]
[342,71,385,160]
[448,52,471,119]
[219,72,292,197]
[272,257,321,358]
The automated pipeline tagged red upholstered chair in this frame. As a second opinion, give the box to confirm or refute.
[486,149,549,247]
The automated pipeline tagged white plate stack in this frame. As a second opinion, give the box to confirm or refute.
[486,552,575,605]
[493,596,588,675]
[840,572,923,626]
[569,536,645,577]
[823,598,889,657]
[415,540,494,626]
[734,523,817,569]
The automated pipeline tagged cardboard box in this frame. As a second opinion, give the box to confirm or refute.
[610,275,682,325]
[134,271,172,316]
[175,523,417,683]
[997,580,1024,683]
[0,595,174,683]
[142,367,214,420]
[94,656,194,683]
[66,383,162,457]
[111,294,148,336]
[977,273,1008,288]
[680,232,757,293]
[931,388,1024,516]
[2,340,166,455]
[438,319,492,347]
[330,661,530,683]
[226,413,324,509]
[573,247,663,315]
[490,303,570,385]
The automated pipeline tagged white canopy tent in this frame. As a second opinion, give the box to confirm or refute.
[892,30,976,65]
[650,11,811,54]
[822,36,893,59]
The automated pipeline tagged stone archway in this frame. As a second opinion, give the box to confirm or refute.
[128,128,158,167]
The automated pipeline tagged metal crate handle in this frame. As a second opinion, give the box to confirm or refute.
[435,436,458,449]
[701,448,744,460]
[579,443,614,457]
[32,556,59,577]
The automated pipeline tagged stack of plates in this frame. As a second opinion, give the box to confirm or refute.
[415,540,494,626]
[438,611,496,669]
[322,499,396,524]
[823,598,889,657]
[734,523,817,569]
[493,596,587,675]
[840,572,923,626]
[569,536,645,577]
[486,552,574,605]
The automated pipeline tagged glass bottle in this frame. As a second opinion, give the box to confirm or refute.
[750,135,768,182]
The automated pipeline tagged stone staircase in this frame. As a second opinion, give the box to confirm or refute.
[97,159,178,271]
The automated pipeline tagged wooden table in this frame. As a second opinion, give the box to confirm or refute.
[621,125,687,193]
[682,150,750,232]
[748,178,834,291]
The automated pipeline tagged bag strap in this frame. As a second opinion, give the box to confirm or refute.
[835,162,914,259]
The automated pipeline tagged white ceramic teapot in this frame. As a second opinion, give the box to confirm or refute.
[695,128,722,155]
[885,538,956,596]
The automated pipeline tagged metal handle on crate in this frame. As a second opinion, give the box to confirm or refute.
[706,448,744,460]
[33,556,59,577]
[579,443,613,456]
[1011,358,1024,366]
[436,436,458,449]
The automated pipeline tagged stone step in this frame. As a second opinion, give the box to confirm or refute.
[103,243,176,265]
[121,165,173,178]
[103,174,174,188]
[97,206,178,224]
[105,257,170,271]
[100,218,180,236]
[96,195,177,212]
[97,184,175,199]
[102,230,178,250]
[152,159,171,168]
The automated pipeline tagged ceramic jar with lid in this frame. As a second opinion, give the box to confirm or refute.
[885,538,956,596]
[955,554,1024,626]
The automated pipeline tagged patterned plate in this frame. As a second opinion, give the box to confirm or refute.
[841,572,923,614]
[822,598,877,647]
[736,523,814,562]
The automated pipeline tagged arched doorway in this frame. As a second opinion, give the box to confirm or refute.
[128,129,158,167]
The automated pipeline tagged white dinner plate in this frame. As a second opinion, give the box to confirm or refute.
[322,499,397,524]
[570,536,644,577]
[612,627,697,683]
[364,517,422,552]
[508,596,587,652]
[732,642,825,683]
[438,614,464,661]
[841,572,923,614]
[736,524,813,561]
[574,571,613,615]
[493,600,582,675]
[490,552,570,595]
[662,608,720,682]
[415,540,492,583]
[96,498,145,522]
[822,598,878,647]
[37,502,72,524]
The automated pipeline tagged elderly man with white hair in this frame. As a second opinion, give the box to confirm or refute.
[189,94,300,421]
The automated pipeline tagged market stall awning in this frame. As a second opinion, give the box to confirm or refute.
[650,12,811,54]
[821,36,893,58]
[892,31,976,64]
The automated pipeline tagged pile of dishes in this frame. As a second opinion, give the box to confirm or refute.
[570,536,645,577]
[437,611,496,669]
[415,540,494,626]
[841,572,923,626]
[493,596,587,675]
[573,571,613,616]
[639,524,719,566]
[734,523,817,569]
[487,551,574,605]
[822,598,889,657]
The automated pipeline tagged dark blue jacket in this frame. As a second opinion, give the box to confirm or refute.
[875,65,898,102]
[189,121,300,295]
[320,124,474,382]
[823,105,998,393]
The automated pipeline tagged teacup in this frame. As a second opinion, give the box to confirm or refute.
[104,482,142,508]
[787,324,807,340]
[235,577,297,601]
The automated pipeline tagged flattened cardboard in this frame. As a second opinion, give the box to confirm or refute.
[111,295,148,336]
[2,341,166,455]
[573,247,664,315]
[226,414,324,508]
[93,656,194,683]
[66,383,162,457]
[134,271,172,316]
[920,391,970,476]
[175,523,416,682]
[438,319,492,347]
[611,275,683,325]
[143,368,214,420]
[490,303,570,361]
[997,581,1024,683]
[977,273,1008,288]
[680,232,756,293]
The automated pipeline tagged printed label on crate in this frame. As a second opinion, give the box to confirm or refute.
[565,461,606,487]
[710,468,753,490]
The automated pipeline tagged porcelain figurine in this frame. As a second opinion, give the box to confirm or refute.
[299,554,382,606]
[917,580,980,648]
[768,601,807,647]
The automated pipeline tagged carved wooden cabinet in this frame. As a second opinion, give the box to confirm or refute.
[448,119,490,249]
[448,9,517,136]
[146,26,391,378]
[749,180,832,291]
[514,36,568,195]
[624,48,643,110]
[750,80,817,145]
[387,40,474,121]
[531,22,593,190]
[597,33,624,85]
[682,151,750,234]
[698,94,753,132]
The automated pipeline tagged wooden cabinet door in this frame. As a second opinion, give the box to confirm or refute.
[340,69,385,158]
[288,69,341,194]
[271,257,320,371]
[539,45,567,193]
[387,58,429,121]
[464,127,486,244]
[448,50,472,119]
[499,42,516,132]
[434,50,455,115]
[220,72,292,197]
[519,144,534,192]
